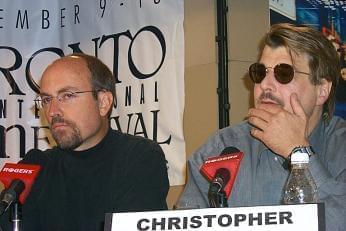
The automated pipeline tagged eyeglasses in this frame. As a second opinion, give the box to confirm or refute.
[248,63,310,84]
[35,90,95,109]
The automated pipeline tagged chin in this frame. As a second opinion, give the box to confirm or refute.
[56,138,82,150]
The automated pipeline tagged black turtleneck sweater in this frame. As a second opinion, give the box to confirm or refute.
[1,129,169,231]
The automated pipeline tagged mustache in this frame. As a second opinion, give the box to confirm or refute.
[257,92,284,106]
[51,116,73,127]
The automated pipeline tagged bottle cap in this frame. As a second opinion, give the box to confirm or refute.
[290,152,309,164]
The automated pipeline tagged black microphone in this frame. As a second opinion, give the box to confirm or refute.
[0,179,25,216]
[208,168,230,208]
[209,168,231,194]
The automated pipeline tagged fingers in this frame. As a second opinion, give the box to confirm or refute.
[248,109,270,131]
[290,93,306,118]
[247,104,281,129]
[250,127,263,140]
[248,108,271,123]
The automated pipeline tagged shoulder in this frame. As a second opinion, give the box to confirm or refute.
[324,116,346,143]
[108,129,166,160]
[20,148,58,166]
[109,129,162,147]
[318,117,346,184]
[321,116,346,168]
[108,131,168,181]
[324,116,346,149]
[19,147,61,170]
[217,121,252,141]
[189,121,251,164]
[326,116,346,132]
[206,121,251,151]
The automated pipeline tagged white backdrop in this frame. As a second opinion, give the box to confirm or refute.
[0,0,185,185]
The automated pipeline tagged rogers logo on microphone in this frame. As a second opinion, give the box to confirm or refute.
[2,167,34,174]
[204,154,240,164]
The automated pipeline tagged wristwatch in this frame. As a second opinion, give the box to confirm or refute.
[290,146,316,159]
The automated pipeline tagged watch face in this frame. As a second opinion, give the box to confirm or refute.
[290,152,309,163]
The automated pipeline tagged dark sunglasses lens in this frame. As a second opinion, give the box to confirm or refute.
[249,63,266,83]
[274,64,294,84]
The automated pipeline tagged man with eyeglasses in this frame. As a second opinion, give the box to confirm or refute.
[178,23,346,230]
[0,53,169,230]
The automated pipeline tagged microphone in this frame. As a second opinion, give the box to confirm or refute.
[0,179,25,216]
[200,147,244,207]
[208,168,230,194]
[0,162,41,215]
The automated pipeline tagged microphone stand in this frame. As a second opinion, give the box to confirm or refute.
[216,190,228,207]
[11,201,22,231]
[208,187,229,208]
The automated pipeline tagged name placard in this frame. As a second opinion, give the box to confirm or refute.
[104,203,325,231]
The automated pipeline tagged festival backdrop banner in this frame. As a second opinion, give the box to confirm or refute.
[0,0,185,185]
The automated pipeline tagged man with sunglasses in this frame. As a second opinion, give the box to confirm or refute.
[0,54,169,231]
[178,23,346,230]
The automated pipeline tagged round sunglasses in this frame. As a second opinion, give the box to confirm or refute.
[248,63,310,84]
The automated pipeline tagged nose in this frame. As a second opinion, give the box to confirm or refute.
[46,98,62,118]
[259,68,277,92]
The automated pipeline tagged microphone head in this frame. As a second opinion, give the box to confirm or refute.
[0,163,41,204]
[220,147,240,155]
[215,168,230,185]
[200,146,244,198]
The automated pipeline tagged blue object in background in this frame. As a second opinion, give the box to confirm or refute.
[335,103,346,119]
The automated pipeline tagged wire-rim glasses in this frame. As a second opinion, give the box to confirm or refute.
[35,90,96,109]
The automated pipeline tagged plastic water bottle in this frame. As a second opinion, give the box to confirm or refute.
[283,152,317,204]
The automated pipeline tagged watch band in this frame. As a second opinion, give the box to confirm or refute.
[290,146,316,158]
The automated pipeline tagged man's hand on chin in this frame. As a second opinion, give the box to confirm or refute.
[247,93,310,158]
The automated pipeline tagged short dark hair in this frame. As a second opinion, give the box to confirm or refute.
[258,23,341,120]
[65,53,115,117]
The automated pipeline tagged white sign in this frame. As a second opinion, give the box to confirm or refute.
[269,0,297,20]
[106,204,325,231]
[0,0,185,185]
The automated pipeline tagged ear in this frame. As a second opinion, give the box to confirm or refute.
[316,79,332,106]
[97,91,113,117]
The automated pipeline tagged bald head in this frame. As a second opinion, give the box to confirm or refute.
[38,54,115,151]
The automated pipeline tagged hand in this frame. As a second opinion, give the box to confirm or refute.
[248,93,310,158]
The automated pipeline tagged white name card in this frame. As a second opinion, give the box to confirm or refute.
[104,203,325,231]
